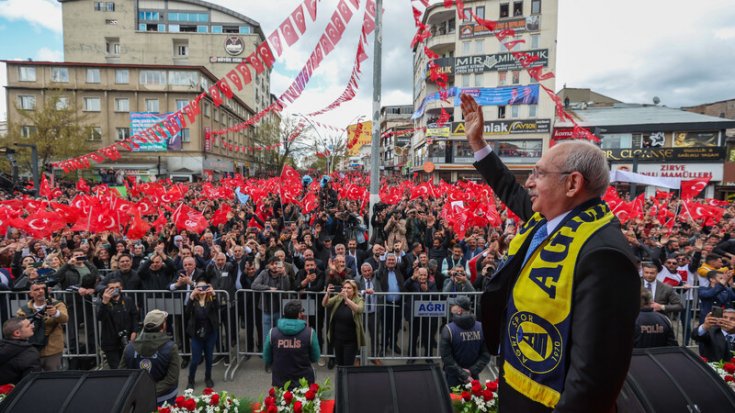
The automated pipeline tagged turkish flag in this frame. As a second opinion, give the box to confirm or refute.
[247,52,265,75]
[280,18,300,46]
[301,192,318,213]
[680,177,710,200]
[151,212,168,232]
[211,203,232,227]
[291,4,307,34]
[173,204,208,234]
[305,0,317,21]
[88,204,120,233]
[126,210,150,240]
[280,164,301,183]
[17,210,66,238]
[39,175,61,199]
[76,178,90,193]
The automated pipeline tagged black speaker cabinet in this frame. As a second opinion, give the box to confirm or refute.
[335,364,454,413]
[617,347,735,413]
[0,369,157,413]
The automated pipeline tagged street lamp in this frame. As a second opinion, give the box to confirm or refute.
[14,143,39,194]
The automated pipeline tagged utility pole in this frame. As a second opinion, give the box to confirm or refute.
[368,0,382,236]
[15,143,39,194]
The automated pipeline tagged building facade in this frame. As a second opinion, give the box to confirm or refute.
[2,0,275,180]
[3,61,271,181]
[553,102,735,199]
[411,0,558,182]
[379,105,413,176]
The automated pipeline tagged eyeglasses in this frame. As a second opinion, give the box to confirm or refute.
[529,166,574,180]
[665,261,677,265]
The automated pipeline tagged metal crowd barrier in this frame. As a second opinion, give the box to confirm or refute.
[671,285,700,349]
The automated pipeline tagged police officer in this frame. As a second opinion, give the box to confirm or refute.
[634,288,678,348]
[439,295,491,388]
[121,309,180,407]
[263,300,320,389]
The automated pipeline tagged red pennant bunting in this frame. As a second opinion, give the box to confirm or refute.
[280,18,300,46]
[257,41,276,68]
[305,0,318,21]
[247,52,265,74]
[267,31,283,57]
[338,0,353,23]
[235,61,253,85]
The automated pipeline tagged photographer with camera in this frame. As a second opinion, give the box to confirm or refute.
[56,248,101,370]
[185,277,219,389]
[15,280,68,371]
[97,278,139,370]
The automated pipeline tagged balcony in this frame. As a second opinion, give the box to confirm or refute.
[426,32,456,50]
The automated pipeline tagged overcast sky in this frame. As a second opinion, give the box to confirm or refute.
[1,0,735,128]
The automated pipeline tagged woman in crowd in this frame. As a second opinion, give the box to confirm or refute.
[322,279,365,367]
[185,277,220,389]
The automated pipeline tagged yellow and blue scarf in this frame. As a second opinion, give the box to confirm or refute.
[502,200,614,408]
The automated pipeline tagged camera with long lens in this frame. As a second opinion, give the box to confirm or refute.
[118,330,129,347]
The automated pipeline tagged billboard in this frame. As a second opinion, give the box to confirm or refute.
[458,15,540,39]
[452,119,551,135]
[130,112,182,152]
[347,121,372,156]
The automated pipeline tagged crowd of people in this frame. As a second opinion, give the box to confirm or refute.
[0,151,734,405]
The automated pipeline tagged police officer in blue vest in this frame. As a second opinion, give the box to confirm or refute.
[263,300,321,388]
[121,309,180,407]
[439,295,490,388]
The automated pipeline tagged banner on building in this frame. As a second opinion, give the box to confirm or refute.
[605,147,726,162]
[454,85,539,107]
[454,49,548,74]
[458,15,540,39]
[425,57,454,78]
[130,113,182,152]
[673,132,719,148]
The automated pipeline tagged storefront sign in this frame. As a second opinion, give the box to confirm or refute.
[425,57,454,78]
[456,85,539,106]
[636,163,723,181]
[209,56,246,63]
[458,16,539,39]
[673,131,719,148]
[605,147,726,162]
[426,125,450,137]
[455,49,548,74]
[452,119,550,135]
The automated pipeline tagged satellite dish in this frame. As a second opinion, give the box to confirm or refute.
[653,96,661,105]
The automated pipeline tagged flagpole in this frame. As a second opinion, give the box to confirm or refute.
[368,0,383,240]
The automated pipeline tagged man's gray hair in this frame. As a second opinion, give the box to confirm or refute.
[558,140,609,197]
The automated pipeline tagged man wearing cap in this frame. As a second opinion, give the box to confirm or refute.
[692,308,735,362]
[263,300,320,388]
[439,296,490,388]
[121,309,180,406]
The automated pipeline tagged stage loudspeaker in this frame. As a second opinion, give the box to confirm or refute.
[0,369,157,413]
[335,364,454,413]
[617,347,735,413]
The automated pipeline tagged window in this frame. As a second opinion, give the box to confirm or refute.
[462,74,470,87]
[20,126,36,138]
[168,71,198,86]
[51,67,69,83]
[447,18,456,33]
[203,102,211,117]
[168,12,207,22]
[211,26,222,33]
[105,38,120,55]
[474,73,483,87]
[512,71,521,84]
[115,127,130,141]
[529,105,538,117]
[140,70,166,85]
[115,69,129,84]
[475,6,485,19]
[513,1,523,16]
[498,71,507,86]
[475,39,484,53]
[169,24,180,32]
[94,2,115,11]
[239,26,251,34]
[84,97,101,111]
[196,25,208,33]
[213,109,219,122]
[463,8,472,22]
[462,41,471,55]
[174,43,188,57]
[89,127,102,141]
[145,99,160,113]
[500,3,509,18]
[19,67,36,81]
[176,99,188,110]
[498,106,506,119]
[114,98,129,112]
[179,25,197,33]
[86,68,101,83]
[56,97,69,110]
[223,25,239,34]
[181,128,191,143]
[530,34,540,49]
[138,11,160,21]
[18,95,36,110]
[531,0,542,14]
[511,105,519,118]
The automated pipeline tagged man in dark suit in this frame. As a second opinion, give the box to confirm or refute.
[692,308,735,362]
[375,253,406,355]
[641,261,683,317]
[346,239,369,273]
[461,94,640,413]
[205,252,237,349]
[356,262,383,363]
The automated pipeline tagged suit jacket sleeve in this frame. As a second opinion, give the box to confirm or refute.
[473,151,533,221]
[661,285,683,313]
[554,248,640,413]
